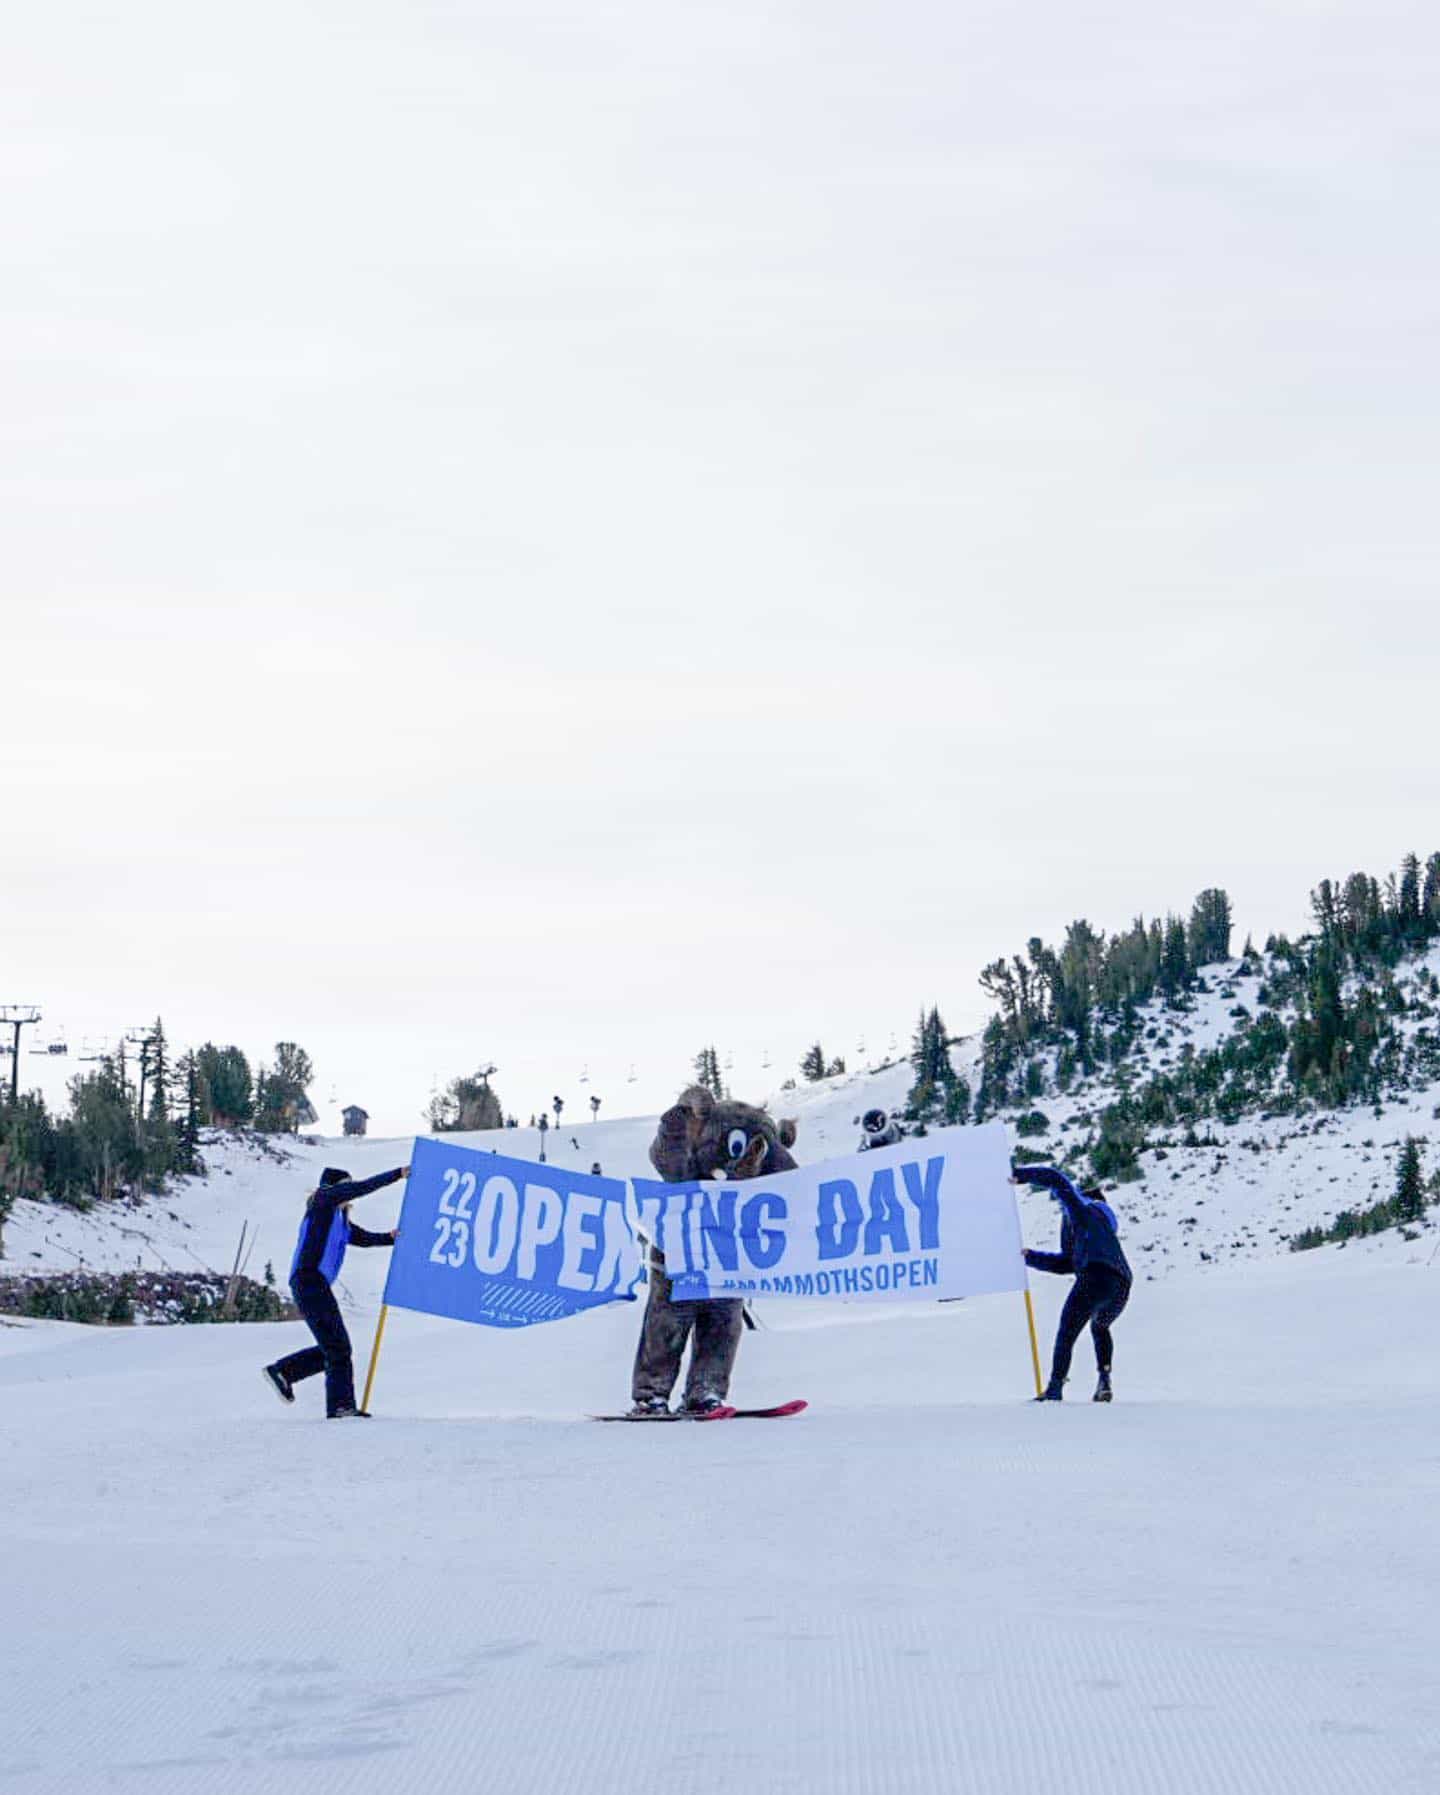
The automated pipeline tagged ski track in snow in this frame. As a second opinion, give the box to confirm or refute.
[6,959,1440,1793]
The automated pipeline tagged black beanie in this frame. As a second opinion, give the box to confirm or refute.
[320,1167,351,1187]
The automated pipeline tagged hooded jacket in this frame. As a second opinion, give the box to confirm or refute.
[1016,1164,1132,1282]
[289,1166,406,1285]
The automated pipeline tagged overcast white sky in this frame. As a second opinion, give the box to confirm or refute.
[3,0,1438,1136]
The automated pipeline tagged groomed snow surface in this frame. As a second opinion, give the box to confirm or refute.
[5,1249,1439,1794]
[5,1075,1440,1793]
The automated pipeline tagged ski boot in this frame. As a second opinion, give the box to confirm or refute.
[627,1396,672,1419]
[684,1392,728,1417]
[262,1364,294,1405]
[329,1406,372,1419]
[1034,1381,1065,1403]
[1093,1371,1113,1403]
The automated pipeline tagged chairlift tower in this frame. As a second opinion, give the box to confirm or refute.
[1,1006,42,1104]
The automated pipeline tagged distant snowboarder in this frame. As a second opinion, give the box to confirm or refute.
[1015,1164,1132,1402]
[629,1086,797,1418]
[262,1165,408,1419]
[857,1107,905,1152]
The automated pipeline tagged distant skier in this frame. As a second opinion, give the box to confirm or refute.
[262,1164,408,1419]
[857,1107,905,1152]
[1015,1164,1132,1402]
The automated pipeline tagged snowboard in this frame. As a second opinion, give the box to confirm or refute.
[591,1399,807,1423]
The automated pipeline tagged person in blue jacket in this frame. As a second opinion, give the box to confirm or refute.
[262,1164,408,1418]
[1015,1163,1132,1402]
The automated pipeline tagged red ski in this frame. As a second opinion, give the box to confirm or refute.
[731,1399,807,1419]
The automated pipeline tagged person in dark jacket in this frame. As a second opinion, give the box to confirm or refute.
[857,1108,906,1152]
[1015,1163,1132,1402]
[263,1164,408,1418]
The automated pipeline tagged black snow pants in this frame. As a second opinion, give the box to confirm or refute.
[276,1273,357,1416]
[1049,1265,1131,1388]
[631,1257,744,1409]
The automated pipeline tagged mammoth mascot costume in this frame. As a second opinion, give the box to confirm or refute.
[630,1084,798,1416]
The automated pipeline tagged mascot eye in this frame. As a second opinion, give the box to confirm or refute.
[726,1128,749,1161]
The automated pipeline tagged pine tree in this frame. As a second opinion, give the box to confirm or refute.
[142,1019,175,1184]
[907,1008,957,1120]
[1160,916,1191,1001]
[1311,879,1340,943]
[67,1056,141,1201]
[1187,889,1234,966]
[800,1043,826,1082]
[428,1069,505,1132]
[254,1041,315,1133]
[1398,853,1422,936]
[691,1047,725,1097]
[1423,853,1440,923]
[1393,1136,1425,1225]
[195,1044,253,1126]
[172,1050,202,1176]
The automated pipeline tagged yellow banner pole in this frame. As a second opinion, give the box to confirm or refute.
[360,1302,390,1415]
[1023,1287,1044,1397]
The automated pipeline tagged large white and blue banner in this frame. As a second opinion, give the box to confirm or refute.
[630,1121,1022,1306]
[384,1137,643,1328]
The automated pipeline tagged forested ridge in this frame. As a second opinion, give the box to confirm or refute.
[903,851,1440,1200]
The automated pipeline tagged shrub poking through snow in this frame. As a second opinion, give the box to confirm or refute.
[0,1270,294,1326]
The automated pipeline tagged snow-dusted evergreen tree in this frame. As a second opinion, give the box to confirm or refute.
[692,1046,725,1097]
[1160,916,1191,1002]
[1186,888,1234,966]
[142,1019,175,1182]
[254,1042,315,1133]
[1393,1137,1426,1225]
[908,1007,967,1124]
[1424,853,1440,922]
[195,1044,253,1126]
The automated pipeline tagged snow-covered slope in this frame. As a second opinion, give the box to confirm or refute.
[943,943,1440,1277]
[8,942,1440,1305]
[5,1241,1440,1793]
[7,966,1440,1793]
